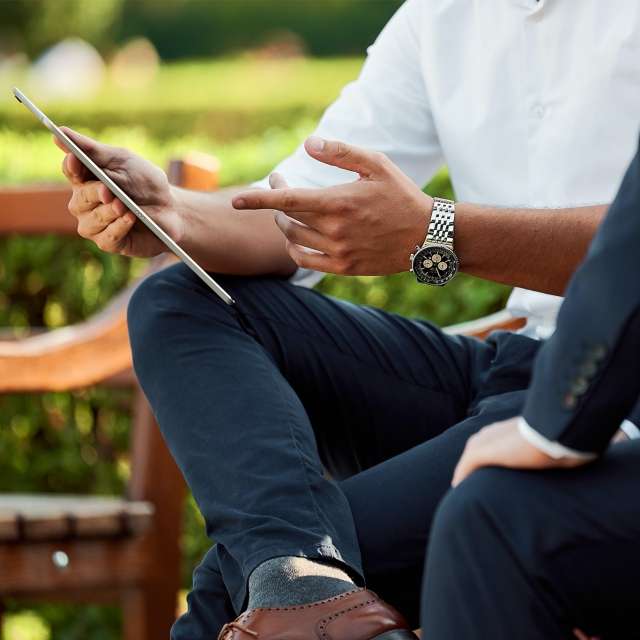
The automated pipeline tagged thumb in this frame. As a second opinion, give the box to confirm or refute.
[269,172,289,189]
[59,127,121,168]
[304,136,386,178]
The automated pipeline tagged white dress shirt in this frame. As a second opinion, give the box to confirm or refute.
[254,0,640,453]
[257,0,640,335]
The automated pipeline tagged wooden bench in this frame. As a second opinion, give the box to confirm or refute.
[0,153,219,640]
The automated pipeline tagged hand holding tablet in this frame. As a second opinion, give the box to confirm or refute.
[12,87,235,306]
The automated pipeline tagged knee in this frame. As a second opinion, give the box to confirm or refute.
[429,468,550,586]
[128,263,233,363]
[128,264,189,351]
[431,468,513,543]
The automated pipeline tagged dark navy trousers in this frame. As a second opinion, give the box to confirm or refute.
[421,440,640,640]
[127,263,541,638]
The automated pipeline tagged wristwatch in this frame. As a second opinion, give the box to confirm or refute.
[410,197,459,286]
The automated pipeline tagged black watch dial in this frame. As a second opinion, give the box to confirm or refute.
[412,245,459,285]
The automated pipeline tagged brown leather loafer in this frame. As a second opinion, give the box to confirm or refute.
[218,588,417,640]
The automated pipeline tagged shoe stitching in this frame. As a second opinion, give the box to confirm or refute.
[250,588,364,613]
[317,598,378,640]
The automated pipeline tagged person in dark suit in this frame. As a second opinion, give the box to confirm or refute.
[420,138,640,640]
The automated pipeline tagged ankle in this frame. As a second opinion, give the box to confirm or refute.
[247,556,356,609]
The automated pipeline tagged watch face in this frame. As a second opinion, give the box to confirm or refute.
[412,245,459,285]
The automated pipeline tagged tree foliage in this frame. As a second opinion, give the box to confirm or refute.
[1,0,403,59]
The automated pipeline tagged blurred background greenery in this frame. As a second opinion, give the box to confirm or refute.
[0,1,510,638]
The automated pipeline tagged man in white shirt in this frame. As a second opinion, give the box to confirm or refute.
[56,1,640,637]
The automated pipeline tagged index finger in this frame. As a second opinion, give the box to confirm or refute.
[232,187,332,214]
[304,136,387,178]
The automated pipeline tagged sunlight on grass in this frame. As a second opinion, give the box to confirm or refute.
[2,611,50,640]
[0,120,314,187]
[0,56,364,185]
[177,590,189,618]
[2,57,362,114]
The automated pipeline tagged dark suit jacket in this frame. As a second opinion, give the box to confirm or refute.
[522,136,640,454]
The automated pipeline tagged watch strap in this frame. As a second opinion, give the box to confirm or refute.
[424,197,455,247]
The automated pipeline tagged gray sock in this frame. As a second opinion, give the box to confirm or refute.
[247,556,356,609]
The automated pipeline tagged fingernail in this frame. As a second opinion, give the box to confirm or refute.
[234,198,246,209]
[306,136,325,152]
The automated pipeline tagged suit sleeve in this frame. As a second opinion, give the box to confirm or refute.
[522,137,640,454]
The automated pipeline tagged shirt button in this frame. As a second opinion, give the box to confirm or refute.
[563,393,578,410]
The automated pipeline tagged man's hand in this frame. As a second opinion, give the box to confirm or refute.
[232,136,432,275]
[452,417,591,487]
[55,128,181,257]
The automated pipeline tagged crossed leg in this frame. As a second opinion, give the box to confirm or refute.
[127,263,538,637]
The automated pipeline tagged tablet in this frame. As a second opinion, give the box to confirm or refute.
[12,87,235,306]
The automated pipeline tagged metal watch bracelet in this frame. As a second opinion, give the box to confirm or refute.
[423,197,455,247]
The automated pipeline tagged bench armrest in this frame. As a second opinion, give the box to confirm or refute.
[0,255,178,392]
[0,287,135,393]
[444,309,526,340]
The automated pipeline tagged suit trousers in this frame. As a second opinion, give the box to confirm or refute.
[421,439,640,639]
[127,263,544,638]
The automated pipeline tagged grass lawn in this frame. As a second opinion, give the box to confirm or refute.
[1,57,363,141]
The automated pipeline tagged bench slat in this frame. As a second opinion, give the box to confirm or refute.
[0,495,154,542]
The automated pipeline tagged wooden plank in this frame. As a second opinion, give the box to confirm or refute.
[168,154,220,192]
[0,185,77,236]
[0,495,154,542]
[444,309,526,340]
[0,290,133,392]
[0,512,19,541]
[0,537,154,595]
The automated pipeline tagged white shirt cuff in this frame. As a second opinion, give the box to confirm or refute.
[517,417,597,461]
[620,420,640,440]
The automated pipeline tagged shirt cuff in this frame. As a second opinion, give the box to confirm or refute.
[620,420,640,440]
[517,417,597,461]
